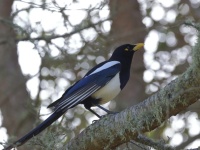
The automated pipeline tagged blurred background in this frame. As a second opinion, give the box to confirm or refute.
[0,0,200,149]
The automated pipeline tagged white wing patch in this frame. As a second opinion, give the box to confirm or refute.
[87,61,120,77]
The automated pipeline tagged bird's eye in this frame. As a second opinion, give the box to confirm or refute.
[125,48,129,51]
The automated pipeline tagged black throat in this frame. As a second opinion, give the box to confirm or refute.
[109,51,134,89]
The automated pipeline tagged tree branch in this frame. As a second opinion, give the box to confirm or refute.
[136,134,174,150]
[15,18,111,42]
[65,23,200,149]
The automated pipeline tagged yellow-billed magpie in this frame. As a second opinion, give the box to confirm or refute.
[4,43,144,150]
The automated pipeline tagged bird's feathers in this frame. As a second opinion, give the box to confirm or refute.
[4,112,63,150]
[49,61,121,112]
[9,62,121,148]
[92,73,121,104]
[85,61,120,76]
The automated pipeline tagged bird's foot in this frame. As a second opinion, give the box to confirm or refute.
[92,120,97,124]
[92,114,107,123]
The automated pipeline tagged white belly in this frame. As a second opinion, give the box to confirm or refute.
[92,73,121,104]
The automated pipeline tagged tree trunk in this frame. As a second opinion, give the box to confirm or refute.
[0,0,36,149]
[109,0,147,110]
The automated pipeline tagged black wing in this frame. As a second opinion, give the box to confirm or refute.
[51,61,121,112]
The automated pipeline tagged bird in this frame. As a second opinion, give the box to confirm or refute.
[4,43,144,150]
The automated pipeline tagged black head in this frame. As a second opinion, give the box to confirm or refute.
[110,43,144,61]
[109,43,144,89]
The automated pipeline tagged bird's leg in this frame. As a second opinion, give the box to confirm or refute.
[92,103,118,115]
[87,107,101,118]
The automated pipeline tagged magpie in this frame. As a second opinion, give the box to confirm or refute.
[4,43,144,150]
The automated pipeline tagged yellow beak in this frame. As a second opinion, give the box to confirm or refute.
[133,43,144,51]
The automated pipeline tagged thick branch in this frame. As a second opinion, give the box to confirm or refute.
[65,27,200,149]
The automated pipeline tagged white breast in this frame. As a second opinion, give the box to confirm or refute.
[92,73,121,104]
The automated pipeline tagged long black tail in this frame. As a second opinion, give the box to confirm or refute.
[4,112,63,150]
